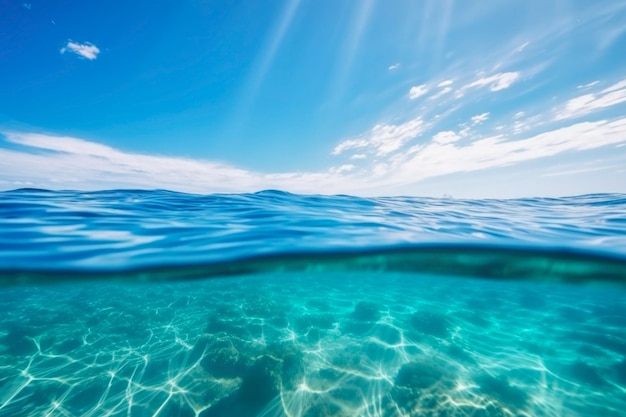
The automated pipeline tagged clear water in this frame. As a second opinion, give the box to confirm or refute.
[1,190,625,416]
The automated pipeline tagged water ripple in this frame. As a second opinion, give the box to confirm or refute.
[0,189,625,270]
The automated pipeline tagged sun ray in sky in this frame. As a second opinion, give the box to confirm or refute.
[429,0,455,72]
[230,0,302,131]
[327,0,375,103]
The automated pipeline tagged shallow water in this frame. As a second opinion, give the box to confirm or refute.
[1,190,625,416]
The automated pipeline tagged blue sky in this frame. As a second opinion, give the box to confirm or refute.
[1,0,626,197]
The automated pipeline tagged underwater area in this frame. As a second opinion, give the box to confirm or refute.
[1,189,626,416]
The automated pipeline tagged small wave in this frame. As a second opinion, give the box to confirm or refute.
[0,189,625,284]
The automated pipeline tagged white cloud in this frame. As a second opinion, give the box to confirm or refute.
[471,112,489,125]
[438,80,453,87]
[0,133,363,195]
[333,116,425,156]
[463,72,520,92]
[602,79,626,93]
[387,118,626,186]
[330,164,355,174]
[409,84,428,99]
[388,63,400,71]
[432,131,460,144]
[350,153,367,160]
[2,133,253,189]
[513,121,526,134]
[555,78,626,120]
[331,138,368,155]
[368,117,426,155]
[512,114,542,134]
[61,41,100,60]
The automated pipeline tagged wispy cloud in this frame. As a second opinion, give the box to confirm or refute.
[515,42,529,53]
[555,78,626,120]
[388,63,400,71]
[0,133,363,195]
[577,81,600,89]
[408,84,428,100]
[471,112,489,125]
[432,131,460,144]
[463,72,520,92]
[60,41,100,60]
[329,164,355,174]
[332,116,425,156]
[379,118,626,188]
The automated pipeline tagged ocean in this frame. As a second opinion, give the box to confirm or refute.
[1,189,625,417]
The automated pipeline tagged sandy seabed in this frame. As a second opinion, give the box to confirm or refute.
[1,272,625,417]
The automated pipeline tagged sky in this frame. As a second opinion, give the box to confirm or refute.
[1,0,626,198]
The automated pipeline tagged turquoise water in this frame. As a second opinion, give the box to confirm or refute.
[1,190,626,416]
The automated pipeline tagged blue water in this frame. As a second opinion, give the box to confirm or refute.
[1,189,625,416]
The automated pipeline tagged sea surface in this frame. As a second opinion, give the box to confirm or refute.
[1,189,626,417]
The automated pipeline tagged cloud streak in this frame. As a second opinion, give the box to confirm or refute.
[463,72,520,92]
[332,116,425,157]
[471,112,489,125]
[555,78,626,120]
[0,133,361,195]
[378,118,626,188]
